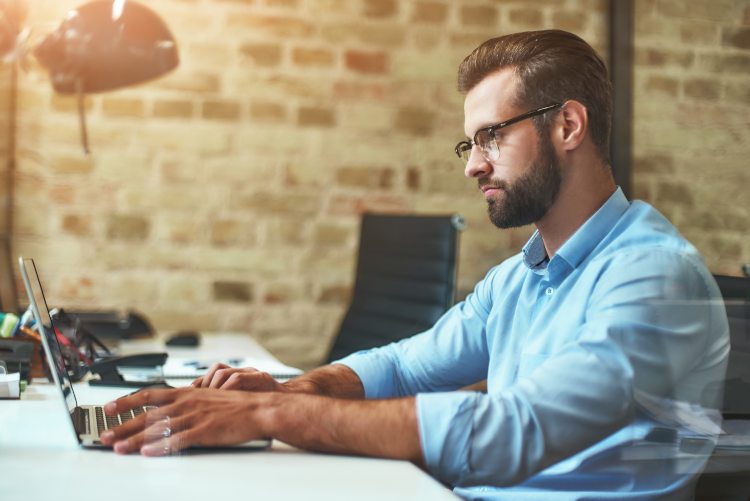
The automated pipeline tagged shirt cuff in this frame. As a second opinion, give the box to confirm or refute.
[332,351,395,399]
[416,391,478,485]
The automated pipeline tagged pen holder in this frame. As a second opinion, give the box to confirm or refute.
[3,335,44,380]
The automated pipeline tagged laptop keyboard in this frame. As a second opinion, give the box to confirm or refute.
[94,406,155,436]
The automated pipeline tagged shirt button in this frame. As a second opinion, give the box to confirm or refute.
[546,287,554,296]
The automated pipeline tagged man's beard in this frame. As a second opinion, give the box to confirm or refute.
[482,130,563,229]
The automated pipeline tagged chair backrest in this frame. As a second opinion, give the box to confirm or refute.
[713,274,750,417]
[325,213,462,364]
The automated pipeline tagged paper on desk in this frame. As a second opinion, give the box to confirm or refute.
[0,372,20,399]
[117,357,303,382]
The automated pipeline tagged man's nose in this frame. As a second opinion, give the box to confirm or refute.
[464,145,492,178]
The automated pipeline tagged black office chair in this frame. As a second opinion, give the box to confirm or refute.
[712,274,750,419]
[325,213,465,364]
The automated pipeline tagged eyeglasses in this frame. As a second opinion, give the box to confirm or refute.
[454,103,563,166]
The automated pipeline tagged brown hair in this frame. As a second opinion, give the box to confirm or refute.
[457,30,613,164]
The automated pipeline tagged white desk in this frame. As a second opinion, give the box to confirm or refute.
[0,333,458,501]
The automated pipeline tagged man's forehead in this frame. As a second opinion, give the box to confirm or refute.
[463,68,521,135]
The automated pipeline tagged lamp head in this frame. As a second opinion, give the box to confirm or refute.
[34,0,179,94]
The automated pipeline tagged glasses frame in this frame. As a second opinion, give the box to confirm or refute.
[454,103,563,165]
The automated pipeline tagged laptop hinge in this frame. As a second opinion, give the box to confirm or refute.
[72,407,90,435]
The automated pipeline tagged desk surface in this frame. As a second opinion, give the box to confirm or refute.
[0,333,458,501]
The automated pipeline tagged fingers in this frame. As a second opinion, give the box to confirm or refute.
[104,388,182,415]
[110,414,195,456]
[222,371,279,392]
[190,376,203,387]
[200,363,230,388]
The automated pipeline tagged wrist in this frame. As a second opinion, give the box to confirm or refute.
[254,391,287,438]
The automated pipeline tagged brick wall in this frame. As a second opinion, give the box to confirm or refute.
[632,0,750,276]
[13,0,608,368]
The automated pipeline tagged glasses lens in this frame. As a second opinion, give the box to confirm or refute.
[456,143,472,165]
[476,130,500,163]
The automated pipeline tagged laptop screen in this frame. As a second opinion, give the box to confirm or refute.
[19,258,78,418]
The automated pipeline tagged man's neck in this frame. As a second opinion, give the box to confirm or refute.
[536,163,617,259]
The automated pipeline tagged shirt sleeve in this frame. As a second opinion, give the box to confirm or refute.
[415,249,729,487]
[333,265,502,399]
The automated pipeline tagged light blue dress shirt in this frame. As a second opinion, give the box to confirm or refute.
[337,188,729,500]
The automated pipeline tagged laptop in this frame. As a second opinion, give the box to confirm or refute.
[19,257,271,450]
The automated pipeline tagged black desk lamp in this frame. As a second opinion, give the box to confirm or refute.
[33,0,179,153]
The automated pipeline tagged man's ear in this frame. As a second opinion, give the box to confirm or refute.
[554,100,588,152]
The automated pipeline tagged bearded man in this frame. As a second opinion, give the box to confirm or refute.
[103,30,729,501]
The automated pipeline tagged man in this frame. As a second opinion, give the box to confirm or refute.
[102,30,729,500]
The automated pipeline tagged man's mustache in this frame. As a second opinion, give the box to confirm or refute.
[478,178,506,190]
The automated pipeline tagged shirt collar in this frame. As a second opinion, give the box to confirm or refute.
[521,187,630,272]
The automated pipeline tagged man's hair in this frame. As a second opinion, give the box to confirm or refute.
[457,30,613,165]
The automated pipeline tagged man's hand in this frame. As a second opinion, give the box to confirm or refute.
[192,363,286,392]
[99,388,272,456]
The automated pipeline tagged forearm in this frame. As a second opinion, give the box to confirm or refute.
[259,392,424,466]
[282,364,364,399]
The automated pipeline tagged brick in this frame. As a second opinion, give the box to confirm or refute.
[745,5,750,25]
[250,101,286,121]
[62,214,92,236]
[265,219,306,245]
[310,0,348,12]
[722,27,750,50]
[51,155,94,174]
[264,281,310,303]
[680,21,718,45]
[239,43,283,66]
[392,53,455,81]
[345,50,388,73]
[160,158,200,184]
[634,48,694,68]
[148,310,216,332]
[552,11,587,32]
[656,182,693,206]
[102,98,145,117]
[337,167,370,186]
[154,100,193,118]
[406,167,421,189]
[363,0,397,18]
[97,153,151,180]
[285,160,330,187]
[202,100,241,120]
[265,0,297,7]
[154,71,221,93]
[213,281,253,302]
[135,126,230,153]
[509,8,543,26]
[106,215,150,241]
[317,284,351,304]
[413,2,447,23]
[292,47,334,66]
[655,0,684,17]
[726,82,750,105]
[56,275,97,301]
[379,168,395,188]
[228,15,315,37]
[188,42,232,66]
[300,249,355,277]
[161,217,198,243]
[200,248,288,272]
[684,0,735,23]
[359,25,406,48]
[702,53,750,74]
[211,220,246,245]
[684,79,721,100]
[108,276,159,302]
[333,81,386,100]
[645,75,679,96]
[632,154,674,174]
[298,106,336,127]
[161,277,207,303]
[342,104,391,130]
[395,107,435,135]
[50,94,93,112]
[314,223,350,246]
[461,6,498,27]
[233,191,321,214]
